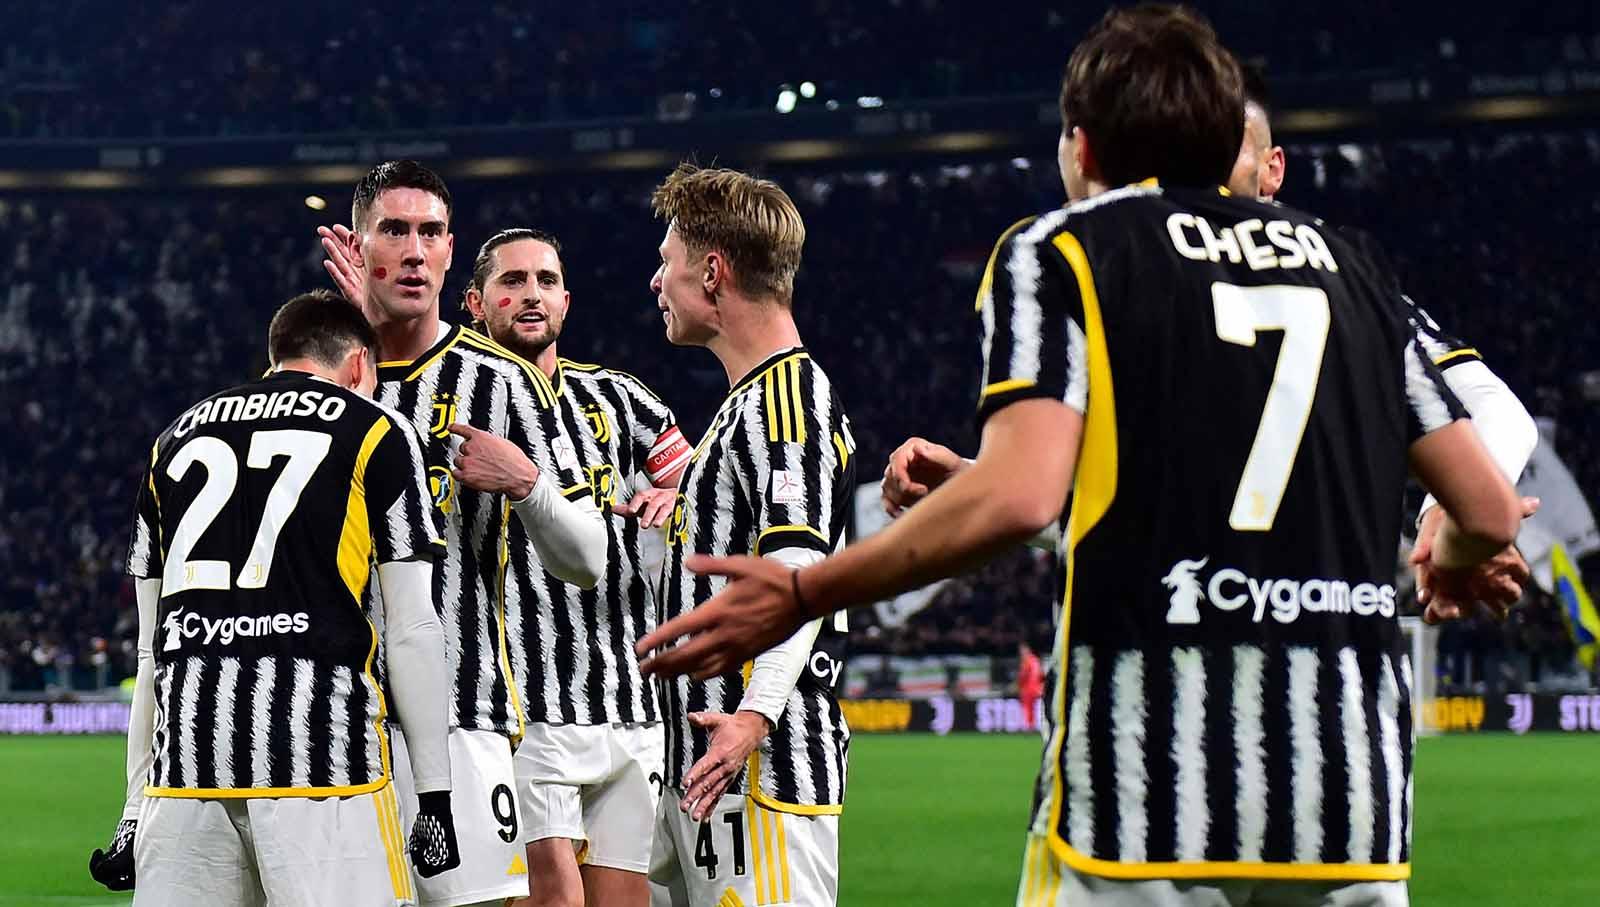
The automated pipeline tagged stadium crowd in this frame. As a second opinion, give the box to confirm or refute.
[2,130,1597,692]
[1,0,1593,138]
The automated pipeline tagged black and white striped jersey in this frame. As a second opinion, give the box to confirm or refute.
[124,370,443,797]
[375,323,589,738]
[658,348,855,813]
[977,185,1465,881]
[509,358,688,726]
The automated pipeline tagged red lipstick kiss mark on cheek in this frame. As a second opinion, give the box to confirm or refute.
[373,267,387,279]
[497,297,512,308]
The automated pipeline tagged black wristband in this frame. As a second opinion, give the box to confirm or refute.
[791,568,814,618]
[416,790,452,814]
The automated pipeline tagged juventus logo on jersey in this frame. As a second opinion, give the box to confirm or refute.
[428,393,458,439]
[582,403,613,444]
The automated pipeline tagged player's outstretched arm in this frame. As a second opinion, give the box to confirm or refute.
[88,575,162,891]
[376,559,462,878]
[638,398,1080,679]
[1409,420,1523,618]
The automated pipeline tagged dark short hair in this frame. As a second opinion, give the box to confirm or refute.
[1059,4,1244,188]
[351,160,453,231]
[268,290,378,368]
[1241,61,1272,120]
[462,228,565,315]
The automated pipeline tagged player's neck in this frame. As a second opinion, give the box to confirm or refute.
[531,342,559,380]
[273,359,342,385]
[708,301,802,388]
[370,305,442,364]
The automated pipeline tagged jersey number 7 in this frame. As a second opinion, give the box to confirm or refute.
[1211,283,1330,532]
[161,430,331,595]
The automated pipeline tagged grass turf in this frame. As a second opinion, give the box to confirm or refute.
[1,733,1595,905]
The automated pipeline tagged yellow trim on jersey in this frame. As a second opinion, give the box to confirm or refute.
[336,417,391,603]
[457,328,558,409]
[975,216,1038,313]
[831,432,850,472]
[765,368,782,441]
[759,805,777,903]
[744,797,764,904]
[745,750,845,815]
[718,887,747,907]
[402,330,463,383]
[1039,232,1411,883]
[1433,347,1481,366]
[377,359,413,368]
[146,777,391,799]
[775,362,794,443]
[731,351,809,398]
[774,809,792,903]
[751,524,829,554]
[981,376,1038,399]
[498,499,528,741]
[375,784,414,903]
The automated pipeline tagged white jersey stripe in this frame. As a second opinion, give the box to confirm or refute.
[1171,647,1209,861]
[1378,653,1405,864]
[1064,646,1095,853]
[1340,649,1375,862]
[1232,645,1269,862]
[1288,648,1324,862]
[176,656,202,788]
[213,658,240,789]
[1111,651,1148,862]
[250,655,276,788]
[288,658,314,787]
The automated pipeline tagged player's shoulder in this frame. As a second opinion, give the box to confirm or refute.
[560,358,668,406]
[450,326,559,405]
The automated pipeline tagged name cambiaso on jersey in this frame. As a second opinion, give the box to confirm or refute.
[659,348,856,813]
[374,324,588,738]
[125,370,442,797]
[509,358,689,726]
[976,185,1464,882]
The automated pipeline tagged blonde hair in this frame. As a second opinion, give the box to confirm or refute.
[650,162,805,304]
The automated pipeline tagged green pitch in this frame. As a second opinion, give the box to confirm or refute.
[1,733,1596,906]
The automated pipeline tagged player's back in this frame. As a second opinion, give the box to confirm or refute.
[980,184,1460,878]
[130,369,425,795]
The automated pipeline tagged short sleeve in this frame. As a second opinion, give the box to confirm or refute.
[1403,337,1469,443]
[363,414,445,565]
[746,359,854,558]
[125,442,163,578]
[975,217,1089,428]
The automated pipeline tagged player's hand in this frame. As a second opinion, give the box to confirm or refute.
[448,423,540,500]
[681,710,771,822]
[408,791,462,878]
[637,555,806,680]
[1412,496,1538,623]
[318,224,366,308]
[614,486,677,528]
[87,818,136,891]
[881,437,966,517]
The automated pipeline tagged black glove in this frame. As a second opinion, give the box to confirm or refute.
[88,818,137,891]
[408,791,462,878]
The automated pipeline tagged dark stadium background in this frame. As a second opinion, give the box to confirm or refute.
[1,2,1598,903]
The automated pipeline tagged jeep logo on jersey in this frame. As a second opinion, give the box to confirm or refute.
[1162,557,1397,624]
[582,403,613,444]
[428,465,457,515]
[160,608,312,652]
[428,393,458,439]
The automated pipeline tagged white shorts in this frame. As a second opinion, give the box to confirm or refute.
[1014,834,1409,907]
[513,721,665,873]
[391,726,530,906]
[649,788,839,907]
[133,785,415,907]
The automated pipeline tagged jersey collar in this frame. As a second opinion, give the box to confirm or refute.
[377,322,463,383]
[728,345,808,398]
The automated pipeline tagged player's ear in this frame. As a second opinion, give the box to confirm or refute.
[1262,146,1286,199]
[348,228,366,269]
[463,287,486,323]
[703,251,724,298]
[1073,126,1100,186]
